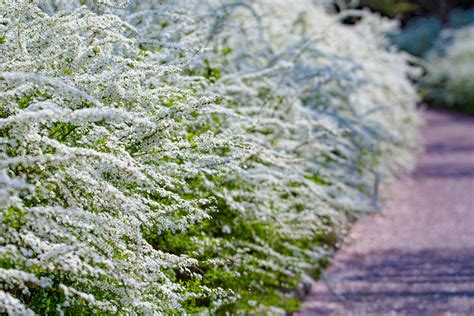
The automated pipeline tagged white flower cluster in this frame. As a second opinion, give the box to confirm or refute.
[0,0,420,314]
[424,25,474,112]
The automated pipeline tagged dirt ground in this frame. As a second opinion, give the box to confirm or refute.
[298,110,474,315]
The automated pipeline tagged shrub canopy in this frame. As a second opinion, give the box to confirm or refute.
[0,0,419,314]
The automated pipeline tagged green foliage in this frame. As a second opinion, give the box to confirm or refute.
[360,0,418,17]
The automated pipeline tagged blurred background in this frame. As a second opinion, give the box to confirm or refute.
[356,0,474,24]
[340,0,474,114]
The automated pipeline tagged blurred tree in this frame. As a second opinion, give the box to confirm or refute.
[347,0,474,24]
[358,0,418,18]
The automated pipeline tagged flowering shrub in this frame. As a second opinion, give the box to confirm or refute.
[424,25,474,113]
[0,0,419,314]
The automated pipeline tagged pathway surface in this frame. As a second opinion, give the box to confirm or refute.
[299,110,474,315]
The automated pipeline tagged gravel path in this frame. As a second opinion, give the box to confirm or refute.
[298,110,474,315]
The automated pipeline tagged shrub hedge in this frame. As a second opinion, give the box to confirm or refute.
[0,0,419,314]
